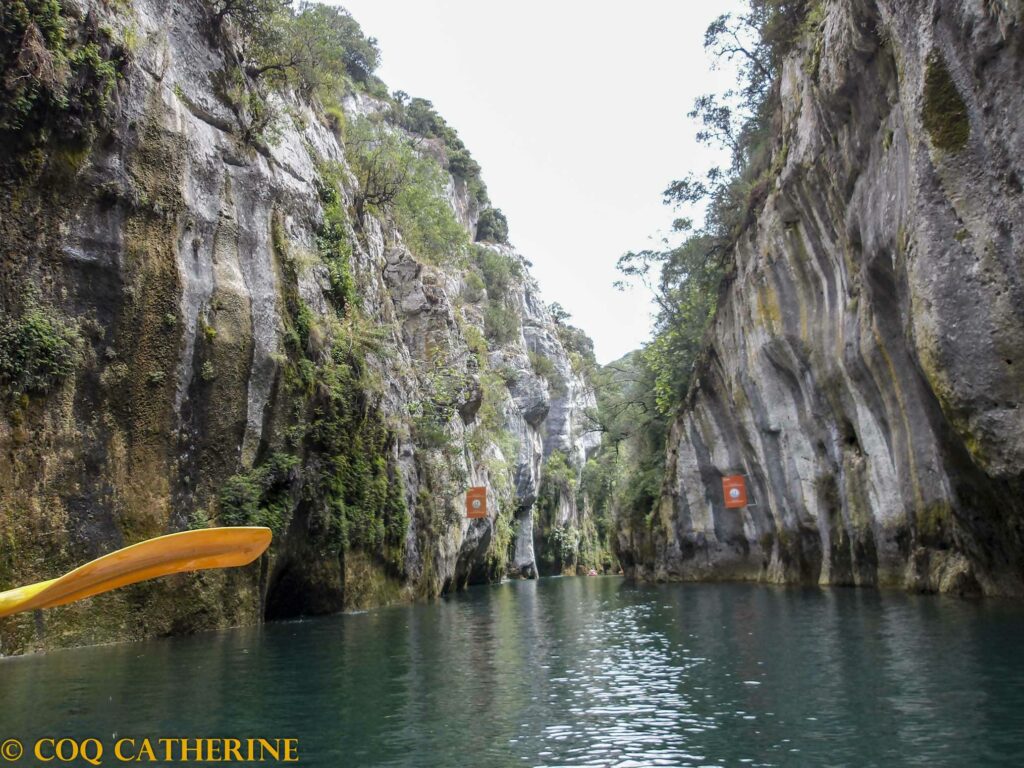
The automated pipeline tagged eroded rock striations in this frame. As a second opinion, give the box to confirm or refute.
[0,0,601,654]
[618,0,1024,596]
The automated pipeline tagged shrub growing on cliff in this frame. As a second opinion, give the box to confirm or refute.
[473,246,521,300]
[394,159,468,264]
[345,116,467,263]
[619,233,723,412]
[206,0,287,36]
[206,0,380,99]
[549,305,597,377]
[314,161,357,313]
[345,116,413,218]
[387,95,490,206]
[475,208,509,244]
[484,304,519,345]
[529,350,565,394]
[462,271,486,303]
[219,452,299,533]
[0,303,80,396]
[253,3,379,98]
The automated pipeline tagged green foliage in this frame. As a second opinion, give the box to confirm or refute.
[549,525,580,568]
[584,352,670,532]
[283,334,407,557]
[0,0,123,152]
[536,450,601,574]
[211,63,284,146]
[446,147,480,180]
[205,0,287,38]
[410,354,474,453]
[207,0,380,97]
[579,458,615,540]
[473,245,521,300]
[620,234,724,413]
[254,3,379,97]
[204,1,385,147]
[315,161,357,313]
[616,1,821,419]
[535,450,576,570]
[528,350,556,382]
[393,157,468,264]
[411,402,451,451]
[345,115,413,216]
[484,304,519,345]
[462,271,486,303]
[488,509,516,574]
[323,104,345,136]
[475,207,509,244]
[467,367,514,462]
[189,506,212,530]
[345,115,467,263]
[529,350,565,393]
[390,95,450,139]
[544,450,576,491]
[387,95,490,206]
[267,206,409,567]
[549,305,597,377]
[922,50,970,152]
[219,452,299,533]
[290,2,379,93]
[302,348,408,554]
[0,302,80,396]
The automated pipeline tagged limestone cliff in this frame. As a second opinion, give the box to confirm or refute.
[0,0,603,654]
[618,0,1024,596]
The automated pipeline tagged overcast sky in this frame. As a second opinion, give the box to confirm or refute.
[335,0,745,363]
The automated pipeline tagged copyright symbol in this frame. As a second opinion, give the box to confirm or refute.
[0,739,22,761]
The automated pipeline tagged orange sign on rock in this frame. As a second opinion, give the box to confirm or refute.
[722,475,747,509]
[466,487,487,519]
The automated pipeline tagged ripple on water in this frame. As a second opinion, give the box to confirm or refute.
[3,579,1024,767]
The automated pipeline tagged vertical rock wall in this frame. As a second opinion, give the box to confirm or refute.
[618,0,1024,596]
[0,0,601,654]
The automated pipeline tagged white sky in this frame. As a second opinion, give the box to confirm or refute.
[335,0,745,363]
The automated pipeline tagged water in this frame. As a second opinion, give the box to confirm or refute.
[2,578,1024,766]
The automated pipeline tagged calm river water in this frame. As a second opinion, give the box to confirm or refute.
[2,577,1024,766]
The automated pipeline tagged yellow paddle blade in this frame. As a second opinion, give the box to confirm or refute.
[0,527,272,619]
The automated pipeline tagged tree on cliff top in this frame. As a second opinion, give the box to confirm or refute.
[617,0,819,415]
[205,0,381,100]
[346,116,467,264]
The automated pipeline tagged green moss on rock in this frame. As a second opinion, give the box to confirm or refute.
[0,0,124,160]
[914,500,953,548]
[922,51,970,152]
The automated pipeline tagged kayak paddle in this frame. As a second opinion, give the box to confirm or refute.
[0,527,272,619]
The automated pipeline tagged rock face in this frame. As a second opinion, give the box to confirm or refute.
[521,288,605,576]
[0,0,600,654]
[618,0,1024,596]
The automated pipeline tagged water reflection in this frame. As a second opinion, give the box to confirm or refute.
[2,579,1024,766]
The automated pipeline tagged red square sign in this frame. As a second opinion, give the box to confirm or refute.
[722,475,747,509]
[466,487,487,519]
